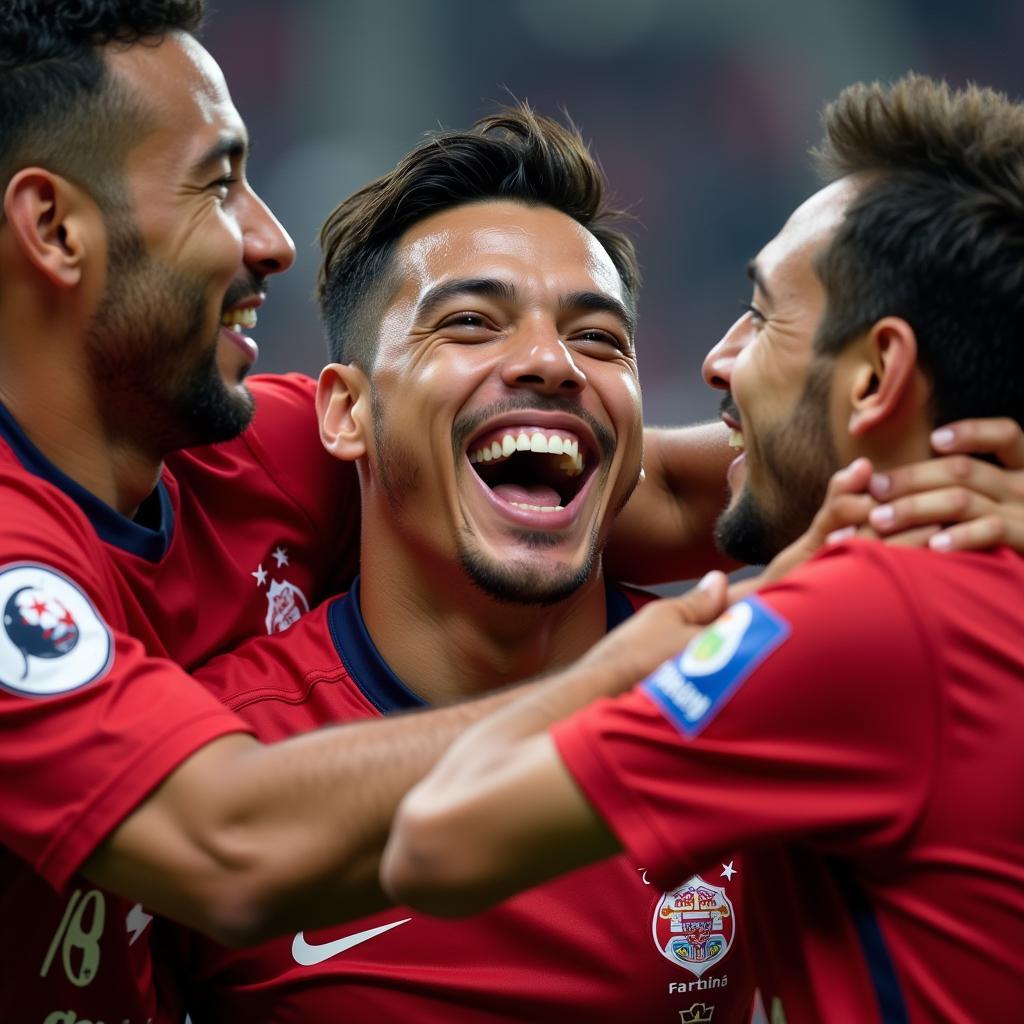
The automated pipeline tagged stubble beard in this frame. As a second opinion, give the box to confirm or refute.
[714,363,840,566]
[85,210,255,456]
[371,390,625,606]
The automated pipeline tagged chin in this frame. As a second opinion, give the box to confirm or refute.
[458,545,596,606]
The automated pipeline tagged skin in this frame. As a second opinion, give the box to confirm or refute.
[0,31,294,514]
[378,175,989,914]
[4,28,1021,948]
[319,201,644,701]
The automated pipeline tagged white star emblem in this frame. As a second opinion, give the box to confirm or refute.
[272,546,290,568]
[251,564,268,586]
[720,861,736,881]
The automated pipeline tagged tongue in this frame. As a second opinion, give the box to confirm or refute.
[492,482,562,507]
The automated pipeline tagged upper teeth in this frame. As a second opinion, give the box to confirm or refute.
[468,431,584,476]
[728,429,744,450]
[222,308,258,331]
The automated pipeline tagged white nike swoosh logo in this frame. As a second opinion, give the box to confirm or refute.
[291,918,412,966]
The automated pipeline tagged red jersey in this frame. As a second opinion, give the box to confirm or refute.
[553,541,1024,1023]
[171,580,754,1023]
[0,375,358,1023]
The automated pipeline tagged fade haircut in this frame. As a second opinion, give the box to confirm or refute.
[812,73,1024,428]
[0,1,204,215]
[318,105,641,368]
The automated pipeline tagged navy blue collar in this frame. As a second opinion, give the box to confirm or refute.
[328,576,638,714]
[0,399,173,561]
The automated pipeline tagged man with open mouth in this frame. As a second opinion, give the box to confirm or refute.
[381,75,1024,1024]
[168,105,757,1024]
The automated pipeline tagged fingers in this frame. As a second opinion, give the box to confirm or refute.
[868,485,999,536]
[929,515,1022,553]
[759,458,877,584]
[931,418,1024,469]
[870,455,1018,505]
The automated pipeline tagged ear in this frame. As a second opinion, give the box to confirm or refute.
[3,169,95,288]
[316,362,371,462]
[846,317,919,437]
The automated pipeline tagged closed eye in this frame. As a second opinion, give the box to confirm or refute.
[569,328,630,356]
[737,299,765,323]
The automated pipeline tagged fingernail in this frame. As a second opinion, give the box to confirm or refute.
[826,525,856,545]
[696,570,721,591]
[870,473,891,497]
[931,427,955,449]
[929,532,953,551]
[870,505,894,528]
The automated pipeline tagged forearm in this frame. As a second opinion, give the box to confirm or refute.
[605,422,737,584]
[84,681,529,944]
[382,583,729,913]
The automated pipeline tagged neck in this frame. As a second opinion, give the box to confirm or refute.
[0,316,163,515]
[358,542,612,706]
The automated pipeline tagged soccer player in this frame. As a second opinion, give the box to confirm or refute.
[0,5,768,1018]
[383,76,1024,1022]
[163,107,754,1022]
[1,3,1019,1018]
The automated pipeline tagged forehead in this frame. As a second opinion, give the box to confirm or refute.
[393,200,626,304]
[755,177,860,296]
[105,31,246,169]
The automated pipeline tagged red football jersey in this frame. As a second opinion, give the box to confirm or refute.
[553,541,1024,1023]
[168,580,755,1023]
[0,375,358,1023]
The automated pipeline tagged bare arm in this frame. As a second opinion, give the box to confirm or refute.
[380,575,730,916]
[605,423,737,584]
[83,682,529,946]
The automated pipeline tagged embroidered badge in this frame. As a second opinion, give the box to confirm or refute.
[0,564,112,696]
[653,874,735,977]
[642,596,790,738]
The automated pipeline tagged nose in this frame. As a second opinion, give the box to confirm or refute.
[500,324,587,396]
[702,313,746,391]
[241,187,296,278]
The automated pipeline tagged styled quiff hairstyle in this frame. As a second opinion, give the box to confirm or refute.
[0,1,204,215]
[318,105,640,368]
[812,73,1024,428]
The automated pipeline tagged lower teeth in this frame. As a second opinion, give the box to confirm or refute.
[510,502,564,512]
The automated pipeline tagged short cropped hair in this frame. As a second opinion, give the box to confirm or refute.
[813,73,1024,427]
[0,1,204,213]
[318,106,640,368]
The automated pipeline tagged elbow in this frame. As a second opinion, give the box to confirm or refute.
[381,801,499,919]
[178,828,328,947]
[186,861,297,947]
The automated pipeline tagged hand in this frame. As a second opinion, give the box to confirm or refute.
[867,418,1024,552]
[575,571,730,692]
[754,458,879,588]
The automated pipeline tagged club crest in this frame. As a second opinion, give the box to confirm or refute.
[0,564,112,696]
[653,874,735,977]
[264,577,309,634]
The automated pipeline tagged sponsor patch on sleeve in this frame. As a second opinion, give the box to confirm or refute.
[641,595,790,738]
[0,563,113,697]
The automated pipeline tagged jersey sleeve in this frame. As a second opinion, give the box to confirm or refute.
[241,374,361,591]
[0,476,251,891]
[552,542,939,891]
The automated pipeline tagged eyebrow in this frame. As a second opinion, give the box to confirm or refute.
[191,133,248,176]
[746,259,773,304]
[415,278,519,322]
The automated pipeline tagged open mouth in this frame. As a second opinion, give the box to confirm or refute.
[466,425,595,513]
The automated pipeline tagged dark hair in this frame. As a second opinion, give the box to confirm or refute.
[317,105,640,368]
[0,1,204,213]
[812,73,1024,427]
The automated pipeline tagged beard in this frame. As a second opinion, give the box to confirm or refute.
[370,390,626,605]
[714,362,840,565]
[85,209,256,454]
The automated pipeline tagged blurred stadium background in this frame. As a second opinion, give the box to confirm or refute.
[203,0,1024,429]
